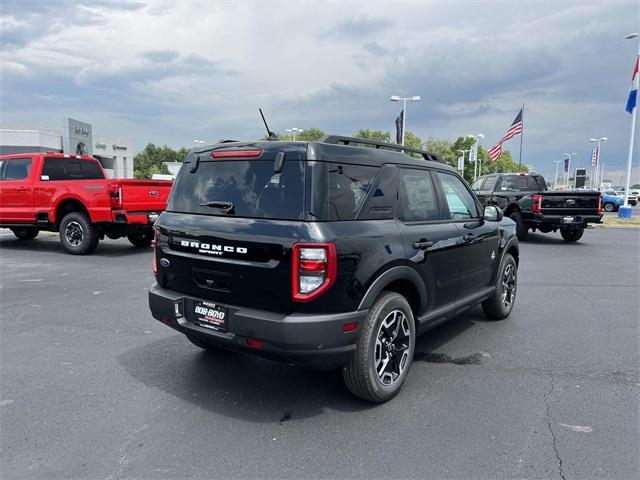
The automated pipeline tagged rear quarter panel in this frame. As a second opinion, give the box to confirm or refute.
[35,179,114,223]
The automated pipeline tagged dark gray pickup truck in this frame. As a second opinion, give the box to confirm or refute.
[471,173,602,242]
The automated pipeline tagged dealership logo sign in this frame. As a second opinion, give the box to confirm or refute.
[74,126,90,136]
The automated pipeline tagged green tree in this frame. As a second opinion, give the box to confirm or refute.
[133,144,189,179]
[296,128,325,141]
[265,128,326,141]
[403,131,423,157]
[484,150,528,175]
[632,183,640,189]
[354,129,391,143]
[425,137,456,166]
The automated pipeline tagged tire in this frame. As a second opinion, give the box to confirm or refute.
[127,230,153,248]
[59,211,99,255]
[603,202,615,212]
[186,335,220,352]
[11,227,39,240]
[560,228,584,242]
[482,253,518,320]
[509,211,528,241]
[342,291,416,403]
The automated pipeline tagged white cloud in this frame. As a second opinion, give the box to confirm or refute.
[0,0,638,182]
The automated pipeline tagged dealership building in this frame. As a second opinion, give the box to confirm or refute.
[0,117,134,178]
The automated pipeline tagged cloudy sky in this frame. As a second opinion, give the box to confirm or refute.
[1,0,638,181]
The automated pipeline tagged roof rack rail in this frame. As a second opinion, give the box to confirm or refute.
[319,135,445,163]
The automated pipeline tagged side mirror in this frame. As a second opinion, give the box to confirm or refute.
[484,205,503,222]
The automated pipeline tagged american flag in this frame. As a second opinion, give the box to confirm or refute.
[487,108,524,161]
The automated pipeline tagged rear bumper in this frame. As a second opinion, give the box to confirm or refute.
[530,213,603,227]
[148,283,365,370]
[111,210,160,225]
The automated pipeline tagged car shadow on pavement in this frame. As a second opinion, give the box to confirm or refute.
[119,311,485,423]
[118,334,376,423]
[0,236,153,257]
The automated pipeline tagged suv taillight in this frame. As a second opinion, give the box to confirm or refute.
[532,194,543,214]
[291,243,337,302]
[597,195,603,214]
[109,185,122,209]
[152,228,158,274]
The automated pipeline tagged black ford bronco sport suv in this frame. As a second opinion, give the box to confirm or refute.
[148,136,519,402]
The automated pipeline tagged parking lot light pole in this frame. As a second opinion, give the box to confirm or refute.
[390,95,421,145]
[562,152,576,188]
[553,160,562,189]
[467,133,485,180]
[621,32,639,218]
[589,137,607,189]
[457,149,469,175]
[285,128,303,141]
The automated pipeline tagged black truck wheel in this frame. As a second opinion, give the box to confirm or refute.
[11,227,39,240]
[59,212,99,255]
[560,228,584,242]
[342,291,415,403]
[509,211,528,241]
[127,230,153,248]
[482,253,517,320]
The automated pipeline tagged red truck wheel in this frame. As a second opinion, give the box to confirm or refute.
[59,212,99,255]
[127,230,153,248]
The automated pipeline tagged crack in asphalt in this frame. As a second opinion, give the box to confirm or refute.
[544,373,566,480]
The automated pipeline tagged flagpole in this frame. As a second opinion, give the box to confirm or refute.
[518,103,524,171]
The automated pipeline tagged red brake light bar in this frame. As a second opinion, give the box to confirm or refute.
[210,150,263,159]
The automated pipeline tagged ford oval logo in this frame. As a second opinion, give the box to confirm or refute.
[159,258,170,268]
[150,191,158,196]
[566,199,576,205]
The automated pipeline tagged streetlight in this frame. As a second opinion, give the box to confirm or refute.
[553,160,563,188]
[589,137,607,189]
[390,95,421,146]
[621,32,639,217]
[457,149,470,175]
[467,133,485,181]
[285,128,303,141]
[562,152,577,188]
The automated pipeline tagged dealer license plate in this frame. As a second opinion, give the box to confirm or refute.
[562,216,575,223]
[193,301,228,331]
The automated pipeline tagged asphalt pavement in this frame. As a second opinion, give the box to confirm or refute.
[1,227,638,479]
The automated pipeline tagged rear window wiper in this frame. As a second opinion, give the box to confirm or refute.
[199,201,235,214]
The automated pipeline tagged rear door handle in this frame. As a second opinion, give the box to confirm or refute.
[412,239,434,250]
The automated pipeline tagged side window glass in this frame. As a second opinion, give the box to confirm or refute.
[3,158,32,180]
[483,176,498,191]
[358,164,396,220]
[42,158,67,180]
[327,163,378,220]
[398,169,440,222]
[471,178,485,191]
[437,172,478,220]
[0,160,4,179]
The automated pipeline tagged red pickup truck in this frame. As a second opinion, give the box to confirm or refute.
[0,152,173,254]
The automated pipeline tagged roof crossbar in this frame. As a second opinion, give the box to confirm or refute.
[319,135,444,163]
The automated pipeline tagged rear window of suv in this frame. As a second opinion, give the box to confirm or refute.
[168,159,305,220]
